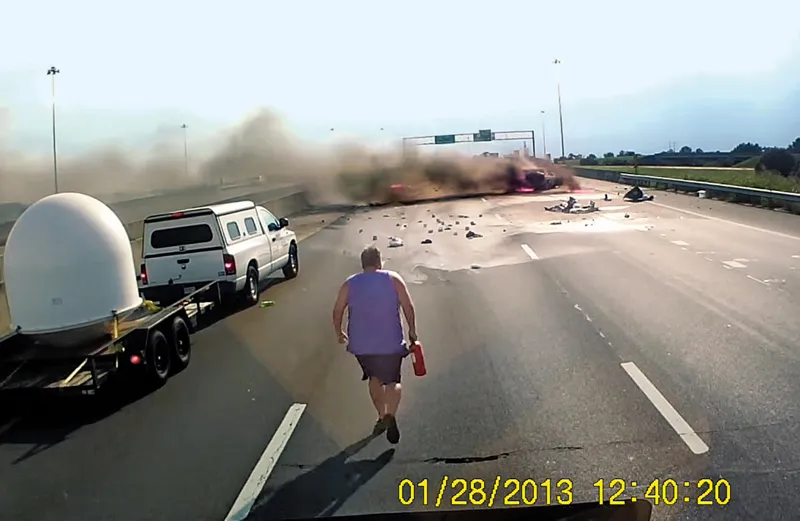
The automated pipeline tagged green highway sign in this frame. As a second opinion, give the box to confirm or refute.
[434,134,456,145]
[473,129,493,142]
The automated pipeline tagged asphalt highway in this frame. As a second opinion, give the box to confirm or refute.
[2,180,800,521]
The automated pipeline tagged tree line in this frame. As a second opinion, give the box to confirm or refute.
[575,137,800,176]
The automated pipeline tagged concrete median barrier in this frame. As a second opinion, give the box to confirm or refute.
[0,187,310,331]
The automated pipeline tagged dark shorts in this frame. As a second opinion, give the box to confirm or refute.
[355,354,404,385]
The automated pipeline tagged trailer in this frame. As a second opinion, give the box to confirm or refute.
[0,281,222,397]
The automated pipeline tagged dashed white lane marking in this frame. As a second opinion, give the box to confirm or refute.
[723,260,746,269]
[671,240,690,247]
[621,362,709,455]
[224,403,307,521]
[792,255,800,259]
[651,201,800,242]
[520,244,539,260]
[747,275,769,286]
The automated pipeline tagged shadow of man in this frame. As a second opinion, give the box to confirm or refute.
[247,433,394,520]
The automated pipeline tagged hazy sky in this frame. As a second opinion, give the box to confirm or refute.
[2,0,799,154]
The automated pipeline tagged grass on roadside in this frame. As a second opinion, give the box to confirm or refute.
[577,165,800,192]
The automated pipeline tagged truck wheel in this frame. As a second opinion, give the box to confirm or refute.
[243,265,259,306]
[283,243,299,279]
[145,329,172,386]
[170,316,191,372]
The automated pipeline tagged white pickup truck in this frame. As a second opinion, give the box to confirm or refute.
[139,200,298,306]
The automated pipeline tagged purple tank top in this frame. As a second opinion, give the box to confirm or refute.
[346,270,406,355]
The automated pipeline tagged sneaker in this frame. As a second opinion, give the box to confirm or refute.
[372,417,387,436]
[385,414,400,444]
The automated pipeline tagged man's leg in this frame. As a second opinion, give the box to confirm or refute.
[368,377,386,419]
[381,356,404,444]
[384,383,401,417]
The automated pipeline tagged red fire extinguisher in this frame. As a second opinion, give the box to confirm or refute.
[409,341,427,377]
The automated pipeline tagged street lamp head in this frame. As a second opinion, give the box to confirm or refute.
[47,66,60,75]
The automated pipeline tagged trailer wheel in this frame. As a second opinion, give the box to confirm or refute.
[145,329,172,386]
[170,316,191,372]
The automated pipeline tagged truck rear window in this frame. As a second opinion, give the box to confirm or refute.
[150,224,214,249]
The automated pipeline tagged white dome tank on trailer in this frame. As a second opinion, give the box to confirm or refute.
[2,192,143,348]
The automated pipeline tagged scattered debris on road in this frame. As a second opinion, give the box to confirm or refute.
[388,236,404,248]
[545,197,598,214]
[466,230,483,239]
[421,238,433,244]
[623,186,655,202]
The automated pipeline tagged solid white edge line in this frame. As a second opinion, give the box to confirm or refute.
[620,362,709,455]
[650,201,800,242]
[520,244,539,260]
[224,403,308,521]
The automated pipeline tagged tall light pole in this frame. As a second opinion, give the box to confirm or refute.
[553,59,566,160]
[46,66,60,193]
[540,110,547,158]
[180,124,188,175]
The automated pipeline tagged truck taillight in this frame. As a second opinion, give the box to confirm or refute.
[223,254,236,275]
[140,264,148,285]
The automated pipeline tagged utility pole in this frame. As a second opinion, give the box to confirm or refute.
[553,59,566,160]
[180,124,188,175]
[540,110,547,158]
[47,66,60,193]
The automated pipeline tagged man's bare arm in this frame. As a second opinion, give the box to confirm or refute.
[391,272,417,340]
[332,281,349,339]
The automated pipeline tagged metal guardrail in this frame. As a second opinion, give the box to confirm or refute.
[574,168,800,205]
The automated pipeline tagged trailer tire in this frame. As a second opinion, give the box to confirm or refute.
[170,316,191,372]
[145,329,171,387]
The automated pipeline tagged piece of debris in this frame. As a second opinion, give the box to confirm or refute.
[372,235,378,241]
[604,194,610,201]
[550,221,562,225]
[421,238,433,244]
[403,224,408,228]
[503,229,507,232]
[260,301,275,308]
[428,229,433,234]
[432,214,436,218]
[438,227,443,232]
[359,229,363,233]
[465,226,470,231]
[321,219,325,223]
[383,214,390,217]
[396,223,401,227]
[423,223,427,228]
[471,264,481,269]
[466,230,482,239]
[623,186,654,202]
[455,220,460,225]
[453,232,458,235]
[445,227,452,231]
[470,221,476,226]
[479,214,483,217]
[545,197,598,214]
[624,213,630,218]
[388,237,404,248]
[458,214,469,218]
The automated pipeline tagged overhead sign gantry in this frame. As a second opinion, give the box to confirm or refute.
[402,129,536,157]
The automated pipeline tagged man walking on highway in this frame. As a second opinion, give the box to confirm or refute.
[332,245,418,444]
